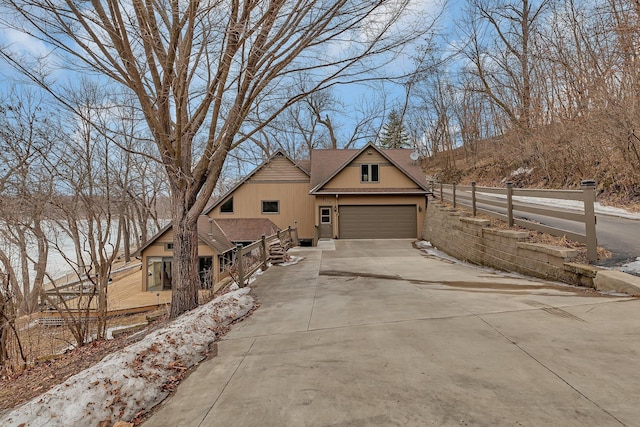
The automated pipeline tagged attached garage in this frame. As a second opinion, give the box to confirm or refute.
[338,205,417,239]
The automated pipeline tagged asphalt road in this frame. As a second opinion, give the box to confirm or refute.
[575,215,639,267]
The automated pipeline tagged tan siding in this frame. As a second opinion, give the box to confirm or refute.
[141,227,221,291]
[249,156,309,182]
[350,149,386,164]
[210,181,316,241]
[324,151,418,189]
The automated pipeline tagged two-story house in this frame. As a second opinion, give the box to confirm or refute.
[207,142,430,243]
[138,142,430,292]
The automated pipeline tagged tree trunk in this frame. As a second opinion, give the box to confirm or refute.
[0,289,8,369]
[96,268,109,340]
[29,218,48,314]
[169,194,200,318]
[121,214,131,263]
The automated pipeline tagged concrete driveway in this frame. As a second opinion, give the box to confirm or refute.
[146,240,639,427]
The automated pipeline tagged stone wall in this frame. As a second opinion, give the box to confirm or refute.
[422,200,599,288]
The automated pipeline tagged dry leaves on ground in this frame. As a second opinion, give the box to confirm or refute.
[0,332,147,413]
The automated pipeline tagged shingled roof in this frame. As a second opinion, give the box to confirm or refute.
[196,216,235,254]
[136,216,235,256]
[214,218,279,243]
[309,143,429,193]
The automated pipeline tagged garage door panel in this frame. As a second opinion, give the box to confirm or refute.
[338,205,416,239]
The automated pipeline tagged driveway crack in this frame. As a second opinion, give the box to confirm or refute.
[475,315,627,426]
[198,338,257,427]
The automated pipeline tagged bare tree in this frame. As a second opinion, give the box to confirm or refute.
[1,0,433,317]
[41,83,123,343]
[460,0,550,131]
[0,88,55,316]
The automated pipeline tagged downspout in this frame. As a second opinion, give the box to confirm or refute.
[335,194,339,239]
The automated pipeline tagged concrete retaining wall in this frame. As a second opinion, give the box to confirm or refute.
[422,201,600,288]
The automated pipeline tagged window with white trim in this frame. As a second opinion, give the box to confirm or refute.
[320,207,331,224]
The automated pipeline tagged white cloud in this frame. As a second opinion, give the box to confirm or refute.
[0,26,50,58]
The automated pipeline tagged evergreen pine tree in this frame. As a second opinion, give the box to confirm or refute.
[379,109,410,149]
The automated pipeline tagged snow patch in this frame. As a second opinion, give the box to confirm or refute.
[476,192,640,220]
[279,256,305,267]
[1,288,255,427]
[619,257,640,276]
[512,167,534,177]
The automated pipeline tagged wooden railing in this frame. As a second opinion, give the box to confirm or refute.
[431,180,598,262]
[234,226,299,287]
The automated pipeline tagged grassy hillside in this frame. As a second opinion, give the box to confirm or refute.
[422,117,640,212]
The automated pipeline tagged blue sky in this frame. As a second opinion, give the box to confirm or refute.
[0,0,459,157]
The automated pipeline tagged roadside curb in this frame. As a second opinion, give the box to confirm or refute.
[593,270,640,296]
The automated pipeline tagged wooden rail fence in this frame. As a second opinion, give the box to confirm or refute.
[234,226,299,287]
[431,180,598,262]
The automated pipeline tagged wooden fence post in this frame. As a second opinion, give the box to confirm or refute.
[581,180,598,262]
[471,181,477,216]
[430,180,435,194]
[261,235,268,270]
[452,183,457,208]
[439,182,443,201]
[236,244,245,288]
[506,182,514,227]
[288,226,298,246]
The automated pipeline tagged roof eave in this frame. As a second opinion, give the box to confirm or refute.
[310,190,430,195]
[134,222,173,256]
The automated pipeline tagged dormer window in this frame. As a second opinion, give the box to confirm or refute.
[361,164,379,182]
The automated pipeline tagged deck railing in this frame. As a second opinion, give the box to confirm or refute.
[234,226,299,287]
[431,180,598,262]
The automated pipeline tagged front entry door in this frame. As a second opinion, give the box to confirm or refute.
[318,206,333,239]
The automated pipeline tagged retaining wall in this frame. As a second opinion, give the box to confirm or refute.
[422,201,599,288]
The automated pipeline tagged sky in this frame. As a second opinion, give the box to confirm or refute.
[0,0,465,204]
[0,0,456,150]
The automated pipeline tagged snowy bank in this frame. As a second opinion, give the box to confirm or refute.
[620,257,640,276]
[0,288,255,427]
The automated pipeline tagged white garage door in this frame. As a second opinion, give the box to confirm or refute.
[338,205,417,239]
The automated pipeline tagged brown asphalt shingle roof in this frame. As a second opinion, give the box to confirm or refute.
[214,218,279,243]
[309,143,429,192]
[196,216,236,254]
[136,216,236,256]
[296,159,311,174]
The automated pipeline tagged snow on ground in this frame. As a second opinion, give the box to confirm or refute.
[0,288,255,427]
[620,257,640,276]
[280,255,305,267]
[476,192,640,220]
